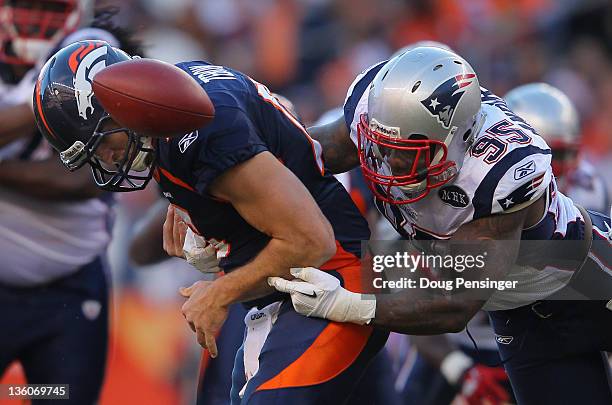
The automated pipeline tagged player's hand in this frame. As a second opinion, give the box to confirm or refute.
[460,364,510,405]
[163,205,187,258]
[268,267,376,325]
[179,280,228,357]
[183,227,223,273]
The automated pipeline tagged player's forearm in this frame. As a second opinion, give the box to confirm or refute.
[372,291,483,334]
[0,159,102,200]
[214,237,335,305]
[0,104,36,147]
[307,121,359,174]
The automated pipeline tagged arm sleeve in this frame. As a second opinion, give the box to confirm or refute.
[193,106,267,194]
[471,146,553,219]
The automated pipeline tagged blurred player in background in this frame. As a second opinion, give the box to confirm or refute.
[0,2,139,403]
[34,41,388,404]
[505,83,609,213]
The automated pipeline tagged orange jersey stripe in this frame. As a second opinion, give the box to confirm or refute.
[158,167,195,192]
[256,322,372,391]
[319,241,367,293]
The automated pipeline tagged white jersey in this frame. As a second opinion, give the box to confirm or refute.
[344,62,586,311]
[0,28,118,286]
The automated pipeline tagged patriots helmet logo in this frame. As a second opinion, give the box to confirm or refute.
[420,74,477,128]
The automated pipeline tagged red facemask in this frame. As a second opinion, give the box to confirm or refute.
[548,140,579,179]
[357,114,457,205]
[0,0,79,65]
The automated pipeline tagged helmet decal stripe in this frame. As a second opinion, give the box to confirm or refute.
[68,43,86,73]
[455,73,476,89]
[68,41,102,73]
[34,78,56,140]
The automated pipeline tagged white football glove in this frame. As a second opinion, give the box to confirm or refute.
[182,227,221,273]
[268,267,376,325]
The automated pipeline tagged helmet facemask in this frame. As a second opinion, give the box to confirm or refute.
[548,139,579,179]
[0,0,81,65]
[357,113,458,204]
[60,114,156,192]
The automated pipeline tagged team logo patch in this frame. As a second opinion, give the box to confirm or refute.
[81,300,102,321]
[497,173,545,211]
[179,131,199,153]
[514,160,536,180]
[438,185,470,208]
[69,42,107,120]
[421,74,477,128]
[495,335,514,345]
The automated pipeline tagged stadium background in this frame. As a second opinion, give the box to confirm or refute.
[1,0,611,404]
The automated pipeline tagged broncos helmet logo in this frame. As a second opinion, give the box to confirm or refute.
[420,74,476,129]
[68,42,107,120]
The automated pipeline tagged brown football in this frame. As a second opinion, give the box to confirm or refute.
[92,58,214,137]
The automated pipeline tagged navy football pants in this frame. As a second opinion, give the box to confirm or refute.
[489,211,612,404]
[0,257,109,405]
[198,305,398,405]
[229,300,388,405]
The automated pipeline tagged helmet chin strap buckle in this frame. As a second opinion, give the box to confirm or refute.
[60,140,87,170]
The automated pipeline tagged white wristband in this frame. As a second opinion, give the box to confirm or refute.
[440,350,474,385]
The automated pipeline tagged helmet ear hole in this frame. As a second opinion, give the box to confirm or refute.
[462,129,472,142]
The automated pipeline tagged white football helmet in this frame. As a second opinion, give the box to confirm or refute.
[504,83,580,176]
[0,0,93,65]
[358,46,483,204]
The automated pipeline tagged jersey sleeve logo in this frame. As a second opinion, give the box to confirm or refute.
[497,173,545,210]
[420,74,476,128]
[178,131,199,153]
[514,160,536,180]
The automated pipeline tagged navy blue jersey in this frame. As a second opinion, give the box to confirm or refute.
[154,61,370,272]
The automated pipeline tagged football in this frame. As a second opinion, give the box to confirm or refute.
[92,58,214,137]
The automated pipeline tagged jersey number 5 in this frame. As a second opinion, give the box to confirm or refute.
[471,119,532,164]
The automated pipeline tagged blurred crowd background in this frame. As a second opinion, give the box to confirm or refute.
[103,0,612,159]
[2,0,610,404]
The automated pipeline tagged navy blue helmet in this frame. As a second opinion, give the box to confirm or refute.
[33,40,155,191]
